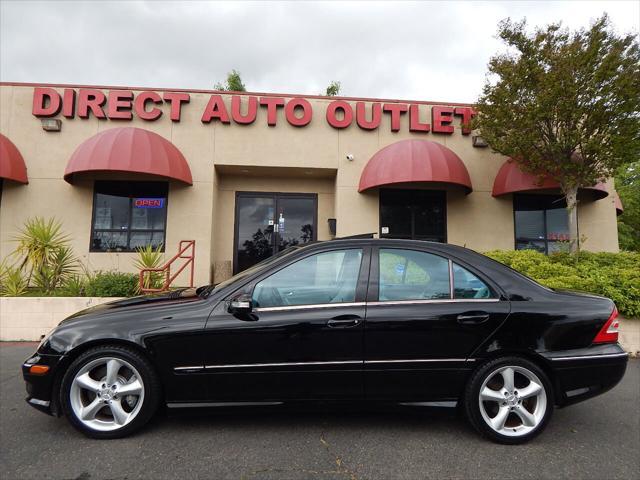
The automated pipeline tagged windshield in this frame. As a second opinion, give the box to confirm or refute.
[199,245,303,297]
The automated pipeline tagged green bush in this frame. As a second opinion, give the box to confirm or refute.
[484,250,640,318]
[58,274,89,297]
[85,271,139,297]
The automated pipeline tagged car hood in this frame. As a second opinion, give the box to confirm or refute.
[59,288,204,325]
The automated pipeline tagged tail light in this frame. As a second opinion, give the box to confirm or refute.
[593,306,620,344]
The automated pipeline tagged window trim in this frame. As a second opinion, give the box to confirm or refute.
[89,180,169,253]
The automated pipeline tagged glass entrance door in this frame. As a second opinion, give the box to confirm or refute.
[379,189,446,242]
[234,192,317,273]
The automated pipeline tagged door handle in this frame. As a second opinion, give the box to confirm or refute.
[327,315,361,328]
[457,313,490,324]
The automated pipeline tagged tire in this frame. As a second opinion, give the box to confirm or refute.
[60,345,161,439]
[464,356,554,444]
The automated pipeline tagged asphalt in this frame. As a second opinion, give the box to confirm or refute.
[1,343,638,480]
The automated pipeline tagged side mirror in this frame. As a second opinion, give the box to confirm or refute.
[228,293,253,316]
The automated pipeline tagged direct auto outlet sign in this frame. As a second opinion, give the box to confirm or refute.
[32,87,476,135]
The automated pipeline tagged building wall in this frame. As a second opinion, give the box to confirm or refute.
[0,83,620,286]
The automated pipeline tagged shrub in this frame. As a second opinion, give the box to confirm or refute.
[0,264,28,297]
[133,244,165,293]
[484,250,640,318]
[12,216,79,293]
[58,274,89,297]
[85,271,139,297]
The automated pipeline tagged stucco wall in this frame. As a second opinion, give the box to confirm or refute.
[0,83,620,287]
[0,297,121,341]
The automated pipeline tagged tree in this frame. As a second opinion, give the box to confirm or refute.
[475,15,640,252]
[324,80,341,96]
[215,69,246,92]
[616,160,640,251]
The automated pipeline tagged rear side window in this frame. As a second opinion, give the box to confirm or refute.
[452,263,494,299]
[378,249,450,301]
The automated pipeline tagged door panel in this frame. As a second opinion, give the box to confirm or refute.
[203,246,370,402]
[364,301,509,400]
[364,247,510,401]
[202,303,365,401]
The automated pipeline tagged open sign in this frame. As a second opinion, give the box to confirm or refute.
[134,198,164,208]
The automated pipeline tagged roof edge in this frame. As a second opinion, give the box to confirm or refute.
[0,81,474,108]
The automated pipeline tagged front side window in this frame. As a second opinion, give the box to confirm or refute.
[378,249,450,301]
[252,249,363,308]
[91,181,168,252]
[453,263,493,299]
[514,194,570,254]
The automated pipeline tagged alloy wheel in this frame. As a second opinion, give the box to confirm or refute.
[69,357,145,432]
[478,365,547,437]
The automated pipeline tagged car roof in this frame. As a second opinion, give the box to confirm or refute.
[306,237,474,255]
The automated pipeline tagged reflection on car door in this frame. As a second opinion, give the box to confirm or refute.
[364,247,511,401]
[201,247,370,402]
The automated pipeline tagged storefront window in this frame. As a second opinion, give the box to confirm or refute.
[91,181,168,252]
[380,189,446,242]
[514,194,571,254]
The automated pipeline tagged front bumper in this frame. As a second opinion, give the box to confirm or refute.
[542,343,629,406]
[22,351,66,416]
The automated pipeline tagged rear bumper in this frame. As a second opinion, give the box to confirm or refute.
[542,344,628,407]
[22,351,66,416]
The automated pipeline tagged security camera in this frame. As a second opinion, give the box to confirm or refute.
[346,154,355,161]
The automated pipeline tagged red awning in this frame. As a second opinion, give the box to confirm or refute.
[0,133,28,184]
[358,140,472,193]
[614,194,624,216]
[492,160,608,200]
[64,127,192,185]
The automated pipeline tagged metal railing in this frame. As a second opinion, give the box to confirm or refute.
[138,240,195,293]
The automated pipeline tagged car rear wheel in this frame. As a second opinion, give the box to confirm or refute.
[60,345,160,439]
[464,356,553,444]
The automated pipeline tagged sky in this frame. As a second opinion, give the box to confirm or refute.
[1,0,638,103]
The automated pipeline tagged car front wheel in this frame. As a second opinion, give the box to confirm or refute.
[464,356,554,444]
[60,345,160,439]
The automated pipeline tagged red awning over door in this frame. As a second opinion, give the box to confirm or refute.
[0,133,28,184]
[64,127,192,185]
[358,140,472,193]
[492,160,608,200]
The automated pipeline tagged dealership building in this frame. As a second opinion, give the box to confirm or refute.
[0,82,622,286]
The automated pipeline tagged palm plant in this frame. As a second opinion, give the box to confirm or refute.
[133,244,165,292]
[11,216,80,294]
[13,217,71,285]
[0,263,28,296]
[32,245,79,294]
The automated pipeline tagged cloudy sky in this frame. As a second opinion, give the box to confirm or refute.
[1,1,638,103]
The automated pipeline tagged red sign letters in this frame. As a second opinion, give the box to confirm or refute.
[32,87,476,135]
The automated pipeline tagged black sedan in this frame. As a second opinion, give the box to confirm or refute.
[22,239,628,444]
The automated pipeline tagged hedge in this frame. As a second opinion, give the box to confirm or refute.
[484,250,640,318]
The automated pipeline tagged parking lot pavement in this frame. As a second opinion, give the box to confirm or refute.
[1,343,638,480]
